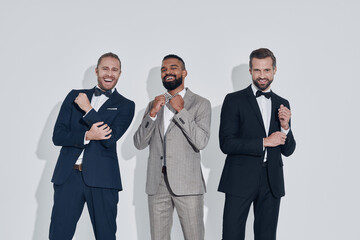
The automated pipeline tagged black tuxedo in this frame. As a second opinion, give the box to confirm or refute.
[218,85,296,239]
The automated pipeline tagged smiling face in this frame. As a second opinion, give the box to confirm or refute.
[95,56,121,91]
[250,57,276,91]
[161,58,187,92]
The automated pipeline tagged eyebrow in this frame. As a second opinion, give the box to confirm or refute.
[161,64,180,70]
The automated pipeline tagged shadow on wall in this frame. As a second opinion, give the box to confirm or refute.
[202,63,252,240]
[32,63,254,240]
[32,65,97,240]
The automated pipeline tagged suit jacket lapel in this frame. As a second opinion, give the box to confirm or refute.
[245,86,266,135]
[98,89,119,113]
[86,88,95,102]
[269,94,279,135]
[158,106,165,141]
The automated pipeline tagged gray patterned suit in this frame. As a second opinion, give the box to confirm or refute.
[134,88,211,240]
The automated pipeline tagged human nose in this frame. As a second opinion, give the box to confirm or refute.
[106,69,114,77]
[259,70,265,78]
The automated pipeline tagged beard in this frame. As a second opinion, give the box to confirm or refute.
[162,75,183,91]
[253,78,273,91]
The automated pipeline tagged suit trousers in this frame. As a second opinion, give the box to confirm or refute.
[222,166,281,240]
[148,173,204,240]
[49,169,119,240]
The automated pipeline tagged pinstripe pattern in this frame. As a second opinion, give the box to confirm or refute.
[134,89,211,195]
[134,88,211,239]
[148,174,204,240]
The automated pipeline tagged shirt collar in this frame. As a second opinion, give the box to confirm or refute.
[177,87,186,98]
[167,87,186,98]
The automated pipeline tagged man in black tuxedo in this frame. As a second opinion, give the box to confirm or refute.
[218,48,296,240]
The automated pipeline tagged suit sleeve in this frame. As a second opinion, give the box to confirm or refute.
[52,90,88,148]
[219,94,263,156]
[172,98,211,151]
[82,100,135,148]
[280,101,296,156]
[133,101,157,150]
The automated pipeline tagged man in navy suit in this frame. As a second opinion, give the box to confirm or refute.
[49,52,135,240]
[218,48,296,240]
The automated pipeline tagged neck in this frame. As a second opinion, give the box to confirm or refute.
[168,85,184,96]
[97,85,113,92]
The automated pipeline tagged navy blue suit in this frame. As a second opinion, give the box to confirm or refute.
[218,85,296,240]
[49,87,135,240]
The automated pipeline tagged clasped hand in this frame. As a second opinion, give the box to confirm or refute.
[86,122,112,140]
[149,94,184,117]
[75,93,93,113]
[278,104,291,130]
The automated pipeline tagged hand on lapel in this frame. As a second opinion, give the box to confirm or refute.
[169,95,184,112]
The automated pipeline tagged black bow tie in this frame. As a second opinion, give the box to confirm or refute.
[256,90,272,99]
[94,88,112,97]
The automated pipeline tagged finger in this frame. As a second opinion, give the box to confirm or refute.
[104,129,112,134]
[93,122,104,127]
[104,134,112,139]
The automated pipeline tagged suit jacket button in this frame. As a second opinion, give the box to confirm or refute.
[160,156,163,160]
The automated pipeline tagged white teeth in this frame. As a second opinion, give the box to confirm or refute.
[104,79,112,82]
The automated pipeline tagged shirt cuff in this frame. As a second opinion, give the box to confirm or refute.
[149,114,157,121]
[83,108,95,117]
[262,138,265,151]
[281,127,290,135]
[84,131,90,145]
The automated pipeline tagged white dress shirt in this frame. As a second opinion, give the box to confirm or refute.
[251,84,289,162]
[75,86,114,165]
[149,88,186,133]
[149,88,186,166]
[163,88,186,134]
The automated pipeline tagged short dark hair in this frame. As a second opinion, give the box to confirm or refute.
[163,54,186,70]
[249,48,276,69]
[96,52,121,69]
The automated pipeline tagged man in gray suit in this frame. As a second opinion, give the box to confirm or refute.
[134,54,211,240]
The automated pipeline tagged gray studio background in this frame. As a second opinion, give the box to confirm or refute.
[0,0,359,239]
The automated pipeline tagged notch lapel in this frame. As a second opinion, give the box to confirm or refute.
[157,106,165,142]
[86,88,95,102]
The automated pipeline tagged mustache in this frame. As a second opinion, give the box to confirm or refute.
[163,74,176,81]
[256,78,269,81]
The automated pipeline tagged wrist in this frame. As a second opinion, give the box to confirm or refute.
[149,109,157,118]
[85,106,93,113]
[85,131,90,141]
[263,137,269,147]
[281,123,289,130]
